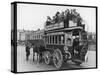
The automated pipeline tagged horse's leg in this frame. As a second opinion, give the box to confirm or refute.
[39,52,40,63]
[36,52,40,65]
[39,52,42,63]
[26,53,28,61]
[35,52,38,63]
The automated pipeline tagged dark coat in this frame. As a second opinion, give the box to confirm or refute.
[73,38,79,48]
[26,46,30,54]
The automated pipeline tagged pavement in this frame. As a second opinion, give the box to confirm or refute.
[17,45,96,72]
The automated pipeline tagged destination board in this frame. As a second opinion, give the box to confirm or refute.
[45,22,64,31]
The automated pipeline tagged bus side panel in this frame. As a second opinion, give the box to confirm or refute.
[46,44,65,53]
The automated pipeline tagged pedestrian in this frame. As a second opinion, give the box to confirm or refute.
[25,41,30,61]
[32,43,35,62]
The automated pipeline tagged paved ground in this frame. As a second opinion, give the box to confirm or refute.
[17,45,96,72]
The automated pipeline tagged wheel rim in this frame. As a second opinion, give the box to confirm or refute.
[53,49,63,69]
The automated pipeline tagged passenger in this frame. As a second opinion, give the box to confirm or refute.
[66,38,73,58]
[73,9,78,17]
[64,9,70,28]
[64,9,68,16]
[77,14,82,26]
[72,9,78,23]
[70,9,76,20]
[46,16,52,26]
[73,36,80,58]
[73,37,79,48]
[52,16,56,24]
[58,12,62,23]
[55,11,60,23]
[60,11,64,22]
[73,9,76,13]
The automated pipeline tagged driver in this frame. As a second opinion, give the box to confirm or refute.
[73,37,79,48]
[73,36,80,55]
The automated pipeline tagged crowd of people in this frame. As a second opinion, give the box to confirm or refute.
[46,9,83,27]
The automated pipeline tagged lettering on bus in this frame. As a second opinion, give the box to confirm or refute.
[45,22,64,31]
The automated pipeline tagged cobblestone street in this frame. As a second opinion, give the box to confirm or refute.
[17,45,96,72]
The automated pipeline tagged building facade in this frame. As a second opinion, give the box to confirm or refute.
[29,29,44,40]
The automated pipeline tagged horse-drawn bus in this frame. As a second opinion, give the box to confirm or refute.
[27,9,89,69]
[28,20,88,69]
[41,21,88,69]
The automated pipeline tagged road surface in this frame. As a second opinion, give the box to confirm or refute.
[17,45,96,72]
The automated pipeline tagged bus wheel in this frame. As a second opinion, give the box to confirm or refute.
[53,49,63,69]
[43,51,51,65]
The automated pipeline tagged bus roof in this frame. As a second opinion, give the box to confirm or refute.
[45,26,84,34]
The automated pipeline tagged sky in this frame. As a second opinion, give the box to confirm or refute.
[17,3,96,32]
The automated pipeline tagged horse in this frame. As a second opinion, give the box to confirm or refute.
[32,40,46,64]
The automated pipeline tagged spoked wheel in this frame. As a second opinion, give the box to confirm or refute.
[43,51,51,65]
[53,49,63,69]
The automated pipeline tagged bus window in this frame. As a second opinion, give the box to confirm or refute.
[57,35,59,44]
[55,35,58,44]
[48,36,50,44]
[46,36,48,44]
[53,36,54,44]
[50,36,51,44]
[63,35,65,44]
[58,35,61,44]
[45,36,47,43]
[51,35,53,44]
[61,35,65,44]
[66,38,72,46]
[73,30,79,36]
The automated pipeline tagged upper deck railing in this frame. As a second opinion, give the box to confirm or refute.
[44,20,85,34]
